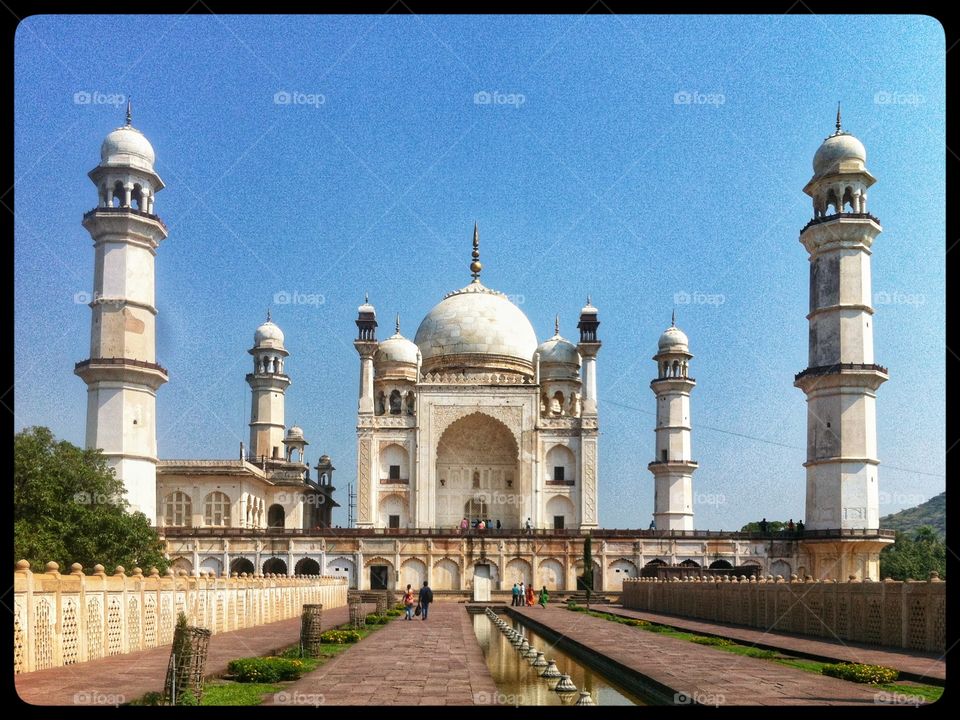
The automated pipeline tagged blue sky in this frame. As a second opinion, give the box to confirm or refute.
[13,14,945,529]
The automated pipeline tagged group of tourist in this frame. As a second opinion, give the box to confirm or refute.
[457,517,536,534]
[511,582,548,608]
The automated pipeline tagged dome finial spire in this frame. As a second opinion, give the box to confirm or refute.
[470,222,483,281]
[834,101,842,135]
[671,308,676,327]
[126,97,132,127]
[396,313,401,334]
[555,314,560,335]
[266,307,271,323]
[364,291,369,304]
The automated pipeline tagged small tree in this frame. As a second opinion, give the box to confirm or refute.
[582,535,594,610]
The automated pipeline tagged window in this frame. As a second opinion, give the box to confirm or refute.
[388,514,400,529]
[203,492,231,527]
[163,492,192,527]
[661,448,668,462]
[553,515,565,530]
[553,466,565,482]
[389,465,400,480]
[472,471,481,489]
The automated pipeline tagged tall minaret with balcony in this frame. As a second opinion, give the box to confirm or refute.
[795,108,888,532]
[576,298,601,528]
[649,314,697,531]
[75,104,168,524]
[354,295,378,527]
[246,312,290,464]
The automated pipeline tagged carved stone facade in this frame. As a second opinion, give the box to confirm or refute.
[354,267,601,531]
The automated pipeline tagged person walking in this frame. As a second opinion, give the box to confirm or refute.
[538,586,549,608]
[418,580,433,621]
[459,517,468,534]
[525,584,535,607]
[525,517,532,535]
[518,581,525,605]
[403,584,416,620]
[496,519,501,530]
[511,582,520,607]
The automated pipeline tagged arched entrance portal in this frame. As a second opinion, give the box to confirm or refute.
[435,412,519,529]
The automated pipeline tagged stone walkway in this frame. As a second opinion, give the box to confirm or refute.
[601,605,945,684]
[509,606,890,705]
[16,606,349,706]
[266,603,498,705]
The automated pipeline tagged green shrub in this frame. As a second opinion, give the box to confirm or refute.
[690,636,734,646]
[227,656,309,683]
[742,648,777,659]
[176,689,199,706]
[821,663,899,684]
[566,604,587,613]
[365,613,389,624]
[385,609,403,617]
[319,629,361,644]
[621,618,649,627]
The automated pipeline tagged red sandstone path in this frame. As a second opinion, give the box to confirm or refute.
[15,606,350,706]
[509,606,896,705]
[602,605,945,684]
[265,602,498,706]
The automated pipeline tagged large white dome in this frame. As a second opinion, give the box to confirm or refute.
[414,281,538,375]
[100,125,156,172]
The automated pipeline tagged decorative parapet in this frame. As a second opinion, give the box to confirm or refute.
[12,560,348,675]
[620,574,944,653]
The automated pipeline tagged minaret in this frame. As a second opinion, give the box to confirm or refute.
[354,294,378,414]
[75,105,167,523]
[649,313,697,531]
[795,109,887,531]
[576,298,601,415]
[246,311,290,463]
[354,295,378,528]
[576,298,601,528]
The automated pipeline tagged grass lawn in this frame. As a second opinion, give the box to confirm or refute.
[201,682,282,706]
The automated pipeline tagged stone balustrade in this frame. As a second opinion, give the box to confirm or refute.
[12,560,348,674]
[620,573,945,653]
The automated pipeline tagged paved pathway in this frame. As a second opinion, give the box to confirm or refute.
[16,606,349,706]
[509,606,890,705]
[601,605,945,684]
[267,603,497,705]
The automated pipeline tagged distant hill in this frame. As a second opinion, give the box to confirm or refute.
[880,492,945,537]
